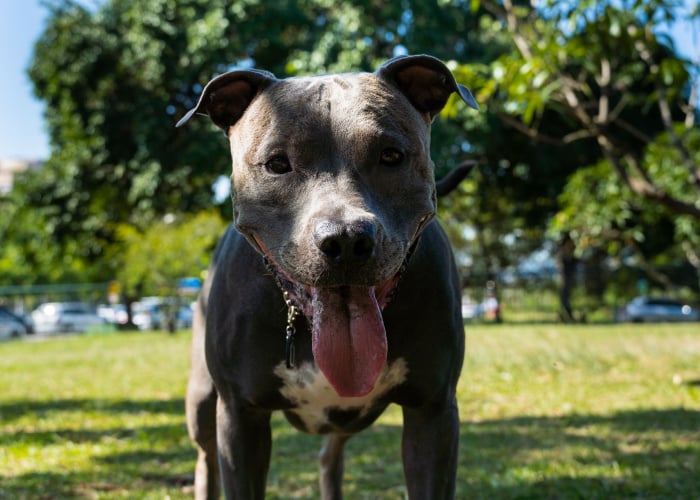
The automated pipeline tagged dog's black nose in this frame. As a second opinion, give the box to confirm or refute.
[314,219,376,264]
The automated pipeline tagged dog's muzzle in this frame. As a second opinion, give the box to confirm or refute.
[251,214,430,398]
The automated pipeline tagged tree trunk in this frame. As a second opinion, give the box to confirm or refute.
[557,234,577,323]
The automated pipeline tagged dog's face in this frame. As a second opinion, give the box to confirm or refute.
[179,55,477,396]
[230,72,435,290]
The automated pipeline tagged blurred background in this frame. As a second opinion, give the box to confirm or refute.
[1,0,699,330]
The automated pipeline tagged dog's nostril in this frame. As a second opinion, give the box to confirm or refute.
[319,238,343,261]
[353,234,374,260]
[314,220,376,264]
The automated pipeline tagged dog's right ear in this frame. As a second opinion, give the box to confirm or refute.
[176,69,277,130]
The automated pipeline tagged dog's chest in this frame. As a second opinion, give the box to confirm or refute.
[274,359,407,434]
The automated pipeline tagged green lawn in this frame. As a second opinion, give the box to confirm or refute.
[1,323,698,499]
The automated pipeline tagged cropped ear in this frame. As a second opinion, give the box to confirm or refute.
[376,54,478,118]
[176,68,278,129]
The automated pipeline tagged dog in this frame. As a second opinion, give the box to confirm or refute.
[177,54,478,499]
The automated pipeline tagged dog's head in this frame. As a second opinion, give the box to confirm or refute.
[179,55,477,396]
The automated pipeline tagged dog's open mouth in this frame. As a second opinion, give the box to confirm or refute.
[262,253,401,398]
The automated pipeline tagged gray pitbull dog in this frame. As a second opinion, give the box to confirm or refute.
[177,54,478,499]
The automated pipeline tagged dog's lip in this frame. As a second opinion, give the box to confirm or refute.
[253,235,401,317]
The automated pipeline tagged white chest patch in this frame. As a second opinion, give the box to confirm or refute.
[274,358,408,434]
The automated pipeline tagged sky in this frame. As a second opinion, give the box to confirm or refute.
[0,1,698,161]
[0,1,51,159]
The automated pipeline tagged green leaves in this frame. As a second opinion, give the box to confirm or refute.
[471,0,699,292]
[116,210,227,297]
[3,0,697,300]
[3,0,496,289]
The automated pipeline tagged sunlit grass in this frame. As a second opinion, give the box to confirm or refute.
[1,323,698,498]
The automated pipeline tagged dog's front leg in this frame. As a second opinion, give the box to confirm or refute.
[216,397,272,499]
[401,399,460,499]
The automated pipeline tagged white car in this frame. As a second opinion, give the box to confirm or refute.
[0,309,27,339]
[31,302,105,334]
[97,304,129,325]
[132,301,165,330]
[619,296,700,323]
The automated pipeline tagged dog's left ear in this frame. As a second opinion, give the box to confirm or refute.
[377,54,479,118]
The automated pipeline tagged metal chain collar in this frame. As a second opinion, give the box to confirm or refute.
[284,291,299,369]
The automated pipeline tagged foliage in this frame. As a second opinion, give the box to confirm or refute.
[2,324,699,497]
[4,0,698,303]
[25,0,491,241]
[468,0,700,294]
[116,210,227,297]
[11,0,492,288]
[27,0,311,243]
[551,127,700,290]
[0,168,98,285]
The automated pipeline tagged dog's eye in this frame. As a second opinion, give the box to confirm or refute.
[379,148,404,166]
[264,155,292,175]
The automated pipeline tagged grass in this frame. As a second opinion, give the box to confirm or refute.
[1,323,698,499]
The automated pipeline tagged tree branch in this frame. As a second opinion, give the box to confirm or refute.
[495,112,560,145]
[562,129,596,143]
[613,117,654,144]
[681,241,700,271]
[629,241,674,291]
[607,93,629,123]
[596,58,611,124]
[603,145,700,218]
[684,70,697,128]
[502,0,533,59]
[635,39,700,192]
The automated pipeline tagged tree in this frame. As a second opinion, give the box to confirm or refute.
[27,0,322,253]
[116,210,226,298]
[13,0,696,317]
[469,0,700,313]
[0,167,95,285]
[14,0,500,287]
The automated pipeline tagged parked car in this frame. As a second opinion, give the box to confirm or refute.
[619,296,700,323]
[0,306,33,333]
[131,298,194,331]
[97,304,129,326]
[132,301,165,331]
[461,297,480,319]
[177,303,194,329]
[31,302,105,334]
[0,309,27,339]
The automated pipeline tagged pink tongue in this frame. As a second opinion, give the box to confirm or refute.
[311,286,387,397]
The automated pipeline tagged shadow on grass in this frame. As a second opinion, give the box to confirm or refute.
[1,400,698,498]
[1,397,193,498]
[458,408,699,499]
[0,469,194,499]
[0,397,182,424]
